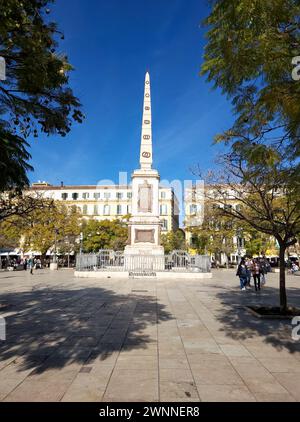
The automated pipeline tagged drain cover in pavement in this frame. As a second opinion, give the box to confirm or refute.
[79,367,93,373]
[131,290,149,293]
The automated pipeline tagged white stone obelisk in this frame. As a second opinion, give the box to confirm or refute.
[124,72,165,271]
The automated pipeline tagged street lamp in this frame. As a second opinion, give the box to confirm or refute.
[79,232,83,255]
[236,228,243,264]
[54,228,59,264]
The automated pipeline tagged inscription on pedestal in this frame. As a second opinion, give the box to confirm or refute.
[135,229,155,243]
[138,181,152,213]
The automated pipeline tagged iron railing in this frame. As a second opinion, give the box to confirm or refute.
[76,250,211,273]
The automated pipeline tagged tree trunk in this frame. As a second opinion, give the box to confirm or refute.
[67,252,70,268]
[279,244,287,313]
[225,254,229,269]
[41,253,46,268]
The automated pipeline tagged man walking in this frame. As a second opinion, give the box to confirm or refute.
[28,257,34,275]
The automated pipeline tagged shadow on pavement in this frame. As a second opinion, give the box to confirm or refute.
[214,283,300,354]
[0,286,173,373]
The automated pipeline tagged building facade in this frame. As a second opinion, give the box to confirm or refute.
[30,182,180,234]
[184,185,246,264]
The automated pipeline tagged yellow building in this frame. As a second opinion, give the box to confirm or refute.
[184,185,246,264]
[30,182,179,233]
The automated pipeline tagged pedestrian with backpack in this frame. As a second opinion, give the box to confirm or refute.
[236,258,248,291]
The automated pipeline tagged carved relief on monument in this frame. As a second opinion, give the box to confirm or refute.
[138,181,153,213]
[135,229,155,243]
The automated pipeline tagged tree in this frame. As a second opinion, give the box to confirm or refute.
[0,0,83,190]
[0,190,49,222]
[201,0,300,166]
[202,147,300,313]
[200,0,300,312]
[0,202,81,261]
[161,230,186,254]
[82,219,128,252]
[186,201,236,265]
[244,226,276,257]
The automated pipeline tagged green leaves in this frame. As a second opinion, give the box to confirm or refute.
[202,0,300,163]
[0,126,33,190]
[82,219,128,252]
[161,230,186,254]
[0,0,83,191]
[0,200,82,255]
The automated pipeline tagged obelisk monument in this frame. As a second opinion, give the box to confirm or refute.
[124,72,165,271]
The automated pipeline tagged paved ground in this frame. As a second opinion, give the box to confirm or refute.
[0,268,299,402]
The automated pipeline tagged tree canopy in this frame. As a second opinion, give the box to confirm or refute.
[0,201,82,256]
[0,0,83,190]
[161,230,186,254]
[202,148,300,311]
[201,0,300,178]
[82,219,128,252]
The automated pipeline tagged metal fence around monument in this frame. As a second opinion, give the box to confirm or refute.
[76,250,211,273]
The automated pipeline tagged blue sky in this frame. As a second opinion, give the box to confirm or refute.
[29,0,233,186]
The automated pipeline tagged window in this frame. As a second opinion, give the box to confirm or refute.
[72,193,78,200]
[61,193,68,200]
[104,192,111,199]
[82,192,89,199]
[161,191,166,199]
[104,204,110,215]
[94,205,98,215]
[127,205,131,214]
[116,192,123,199]
[82,205,88,215]
[127,192,132,199]
[161,219,168,230]
[160,204,168,215]
[94,192,100,200]
[190,204,197,215]
[190,235,197,247]
[117,205,122,215]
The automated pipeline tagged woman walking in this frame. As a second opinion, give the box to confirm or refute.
[236,258,248,291]
[251,258,262,292]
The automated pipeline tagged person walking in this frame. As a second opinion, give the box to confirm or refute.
[259,257,268,285]
[251,258,262,292]
[245,257,253,288]
[236,258,248,291]
[28,257,34,275]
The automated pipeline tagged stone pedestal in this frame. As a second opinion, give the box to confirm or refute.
[50,263,58,271]
[124,245,165,271]
[124,168,165,271]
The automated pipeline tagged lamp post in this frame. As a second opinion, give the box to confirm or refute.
[50,229,59,271]
[78,232,83,271]
[79,232,83,255]
[53,228,59,264]
[236,228,243,264]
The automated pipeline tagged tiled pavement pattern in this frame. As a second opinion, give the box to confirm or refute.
[0,269,299,402]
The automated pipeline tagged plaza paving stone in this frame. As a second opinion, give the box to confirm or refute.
[0,268,299,402]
